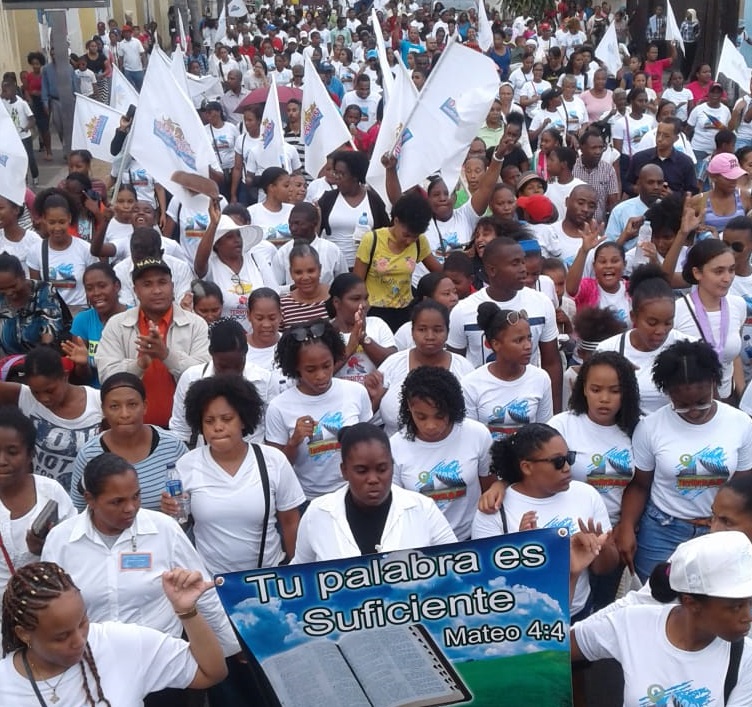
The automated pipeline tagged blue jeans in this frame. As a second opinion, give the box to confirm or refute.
[634,501,709,583]
[124,69,145,91]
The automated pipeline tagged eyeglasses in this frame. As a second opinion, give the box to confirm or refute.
[671,401,714,415]
[526,451,577,469]
[504,310,528,325]
[288,321,327,342]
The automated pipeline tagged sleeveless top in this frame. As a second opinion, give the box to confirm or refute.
[704,190,746,233]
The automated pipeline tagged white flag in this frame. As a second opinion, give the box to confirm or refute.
[167,45,191,98]
[477,0,494,52]
[0,105,28,206]
[186,73,223,108]
[371,8,394,102]
[176,7,189,49]
[366,59,418,205]
[227,0,247,18]
[129,50,215,213]
[717,36,752,94]
[109,64,139,113]
[256,79,289,171]
[664,0,684,55]
[302,55,353,177]
[216,7,227,44]
[395,41,499,192]
[594,20,621,77]
[71,94,122,163]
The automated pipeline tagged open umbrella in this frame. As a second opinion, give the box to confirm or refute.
[235,85,303,112]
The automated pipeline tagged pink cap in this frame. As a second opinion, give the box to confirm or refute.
[707,153,747,180]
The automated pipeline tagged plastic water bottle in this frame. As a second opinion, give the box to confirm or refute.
[353,212,370,244]
[166,463,190,524]
[633,221,652,266]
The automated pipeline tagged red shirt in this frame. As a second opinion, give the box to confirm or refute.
[138,307,176,427]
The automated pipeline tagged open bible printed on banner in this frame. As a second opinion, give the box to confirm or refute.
[215,529,572,707]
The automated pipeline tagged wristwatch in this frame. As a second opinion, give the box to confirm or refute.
[362,335,372,345]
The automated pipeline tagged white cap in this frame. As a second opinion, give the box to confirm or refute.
[669,531,752,598]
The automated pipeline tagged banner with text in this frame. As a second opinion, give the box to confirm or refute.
[215,529,572,707]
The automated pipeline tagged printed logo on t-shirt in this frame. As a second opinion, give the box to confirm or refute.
[47,263,76,289]
[185,212,209,238]
[638,681,711,706]
[308,411,343,461]
[541,516,578,534]
[702,113,724,130]
[674,446,729,495]
[264,223,291,241]
[487,399,530,440]
[585,448,632,492]
[416,459,466,509]
[631,125,649,144]
[342,352,368,383]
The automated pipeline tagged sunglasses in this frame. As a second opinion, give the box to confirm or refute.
[504,309,529,325]
[288,321,327,342]
[671,401,714,415]
[527,450,577,469]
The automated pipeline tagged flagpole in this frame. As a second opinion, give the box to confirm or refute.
[112,125,136,202]
[386,35,458,156]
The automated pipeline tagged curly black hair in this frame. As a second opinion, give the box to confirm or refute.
[397,366,465,441]
[184,374,264,437]
[490,423,561,483]
[652,339,722,392]
[569,351,641,436]
[275,319,346,379]
[33,187,80,223]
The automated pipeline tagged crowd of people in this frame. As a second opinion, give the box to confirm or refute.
[2,0,752,705]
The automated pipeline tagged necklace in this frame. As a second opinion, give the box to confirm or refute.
[22,650,68,704]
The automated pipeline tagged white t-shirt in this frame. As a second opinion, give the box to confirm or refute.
[326,192,374,268]
[519,79,552,119]
[508,67,534,102]
[176,443,305,574]
[2,97,34,139]
[340,90,379,129]
[206,252,269,323]
[114,158,158,208]
[448,286,559,368]
[377,351,474,436]
[413,201,480,286]
[247,201,293,242]
[273,235,348,287]
[574,604,752,707]
[205,121,239,170]
[673,292,746,399]
[27,238,97,307]
[611,113,657,156]
[75,68,97,96]
[265,379,372,499]
[548,411,633,524]
[18,384,101,493]
[115,253,194,308]
[687,103,732,153]
[0,229,41,276]
[472,480,611,614]
[529,108,568,137]
[597,329,694,414]
[534,221,584,267]
[561,96,588,134]
[0,475,75,597]
[734,96,752,143]
[117,37,146,71]
[391,420,492,541]
[0,622,198,706]
[461,364,553,440]
[661,86,694,122]
[271,68,293,85]
[632,401,752,518]
[336,316,396,384]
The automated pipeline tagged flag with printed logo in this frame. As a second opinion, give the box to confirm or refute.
[257,79,289,171]
[717,36,752,93]
[227,0,247,18]
[302,55,353,177]
[129,49,215,213]
[371,8,395,101]
[477,0,494,52]
[366,58,418,205]
[0,104,28,206]
[394,40,499,192]
[665,0,684,55]
[71,93,122,163]
[109,64,139,112]
[594,20,621,77]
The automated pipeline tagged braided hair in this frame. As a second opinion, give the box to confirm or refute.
[2,562,112,706]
